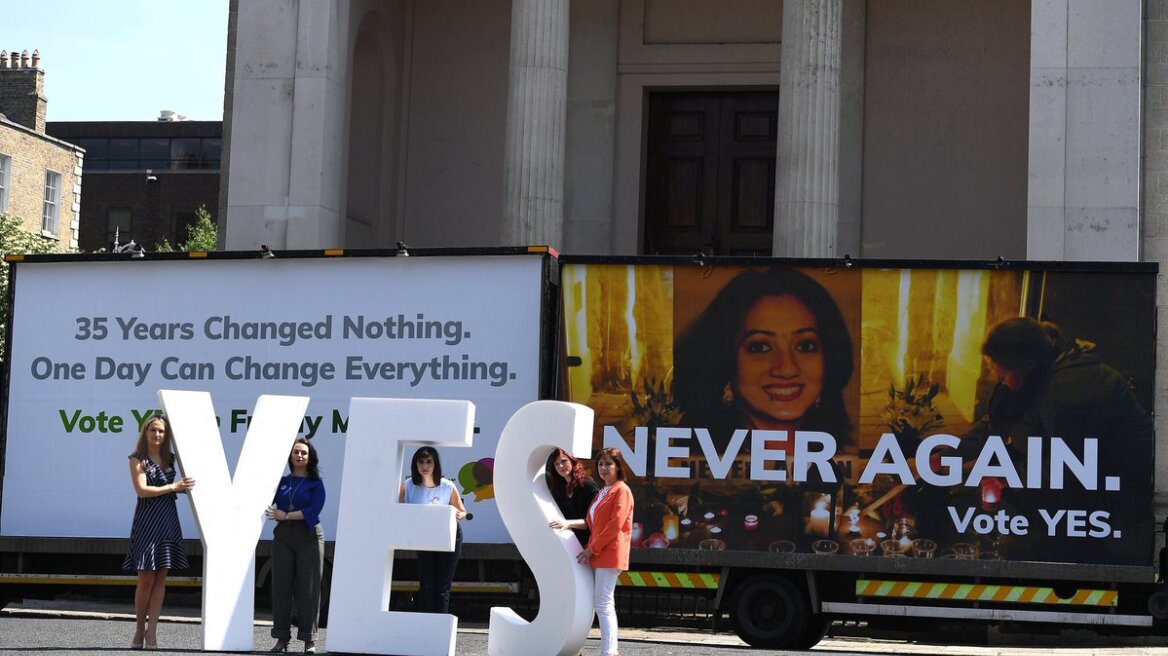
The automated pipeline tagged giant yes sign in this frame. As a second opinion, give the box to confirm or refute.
[161,390,594,655]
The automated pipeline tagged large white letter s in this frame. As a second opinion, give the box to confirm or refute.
[488,401,595,656]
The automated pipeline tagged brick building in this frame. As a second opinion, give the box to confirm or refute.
[0,49,81,249]
[45,119,221,252]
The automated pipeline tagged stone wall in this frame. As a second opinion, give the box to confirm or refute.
[0,119,81,249]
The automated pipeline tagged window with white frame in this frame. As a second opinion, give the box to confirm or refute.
[0,153,11,215]
[42,170,62,236]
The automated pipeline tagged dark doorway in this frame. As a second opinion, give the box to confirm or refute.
[644,91,778,256]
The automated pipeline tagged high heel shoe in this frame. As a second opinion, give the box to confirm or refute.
[271,639,289,652]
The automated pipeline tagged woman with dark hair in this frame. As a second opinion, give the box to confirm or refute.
[124,415,195,650]
[674,269,855,449]
[550,448,634,656]
[399,446,467,614]
[265,438,326,653]
[545,448,600,546]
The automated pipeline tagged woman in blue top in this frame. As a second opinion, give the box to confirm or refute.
[399,446,467,614]
[265,438,326,653]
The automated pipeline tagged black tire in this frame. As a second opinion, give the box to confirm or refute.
[730,575,810,649]
[794,613,829,649]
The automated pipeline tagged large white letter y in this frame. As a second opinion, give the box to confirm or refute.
[159,390,309,652]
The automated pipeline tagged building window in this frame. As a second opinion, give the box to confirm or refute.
[42,170,62,236]
[107,208,132,248]
[70,136,222,171]
[0,153,10,214]
[76,139,108,171]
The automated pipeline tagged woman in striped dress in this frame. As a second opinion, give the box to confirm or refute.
[123,415,195,650]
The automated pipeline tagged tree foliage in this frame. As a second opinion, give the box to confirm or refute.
[156,205,219,253]
[0,213,69,363]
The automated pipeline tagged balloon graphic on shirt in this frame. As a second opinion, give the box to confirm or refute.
[458,457,495,502]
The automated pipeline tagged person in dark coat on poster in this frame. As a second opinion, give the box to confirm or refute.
[970,317,1153,562]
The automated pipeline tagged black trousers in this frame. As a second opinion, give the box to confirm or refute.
[270,520,324,641]
[416,525,462,614]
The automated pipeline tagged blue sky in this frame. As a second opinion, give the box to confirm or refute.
[6,0,230,122]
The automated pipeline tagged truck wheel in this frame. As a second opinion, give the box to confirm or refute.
[794,614,829,649]
[730,575,809,649]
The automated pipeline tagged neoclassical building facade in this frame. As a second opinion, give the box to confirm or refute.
[220,0,1168,507]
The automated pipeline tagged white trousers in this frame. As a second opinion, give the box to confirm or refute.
[593,567,620,656]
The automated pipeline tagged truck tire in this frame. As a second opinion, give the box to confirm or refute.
[730,575,809,649]
[795,614,829,649]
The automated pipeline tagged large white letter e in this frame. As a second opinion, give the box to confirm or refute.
[326,398,474,656]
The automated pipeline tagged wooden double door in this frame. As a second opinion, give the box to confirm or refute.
[644,91,778,256]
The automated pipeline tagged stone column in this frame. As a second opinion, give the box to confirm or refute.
[1143,0,1168,521]
[501,0,570,247]
[772,0,842,258]
[223,0,349,250]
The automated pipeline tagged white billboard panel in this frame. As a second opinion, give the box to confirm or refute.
[0,254,546,542]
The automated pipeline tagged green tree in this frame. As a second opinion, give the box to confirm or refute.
[0,213,68,363]
[157,205,218,252]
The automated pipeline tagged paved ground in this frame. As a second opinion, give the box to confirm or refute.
[4,599,1168,655]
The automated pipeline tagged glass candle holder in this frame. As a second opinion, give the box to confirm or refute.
[698,538,726,551]
[812,539,839,555]
[849,537,877,556]
[911,538,937,558]
[768,540,796,554]
[743,514,760,532]
[880,539,906,557]
[643,532,670,549]
[951,542,978,560]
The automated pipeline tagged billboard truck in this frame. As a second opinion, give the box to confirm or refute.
[2,248,1166,649]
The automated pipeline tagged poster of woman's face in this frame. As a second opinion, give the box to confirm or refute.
[671,266,862,453]
[559,261,1156,566]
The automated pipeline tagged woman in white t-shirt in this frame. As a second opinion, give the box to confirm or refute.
[399,446,468,613]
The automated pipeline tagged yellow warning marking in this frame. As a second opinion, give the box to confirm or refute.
[856,580,1116,607]
[618,572,720,589]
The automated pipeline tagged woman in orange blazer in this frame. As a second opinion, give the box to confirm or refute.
[550,447,634,656]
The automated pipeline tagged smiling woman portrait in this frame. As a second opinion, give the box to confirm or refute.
[673,268,857,451]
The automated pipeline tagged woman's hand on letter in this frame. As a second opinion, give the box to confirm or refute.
[576,547,593,564]
[549,519,568,530]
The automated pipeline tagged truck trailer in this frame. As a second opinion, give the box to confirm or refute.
[0,248,1162,649]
